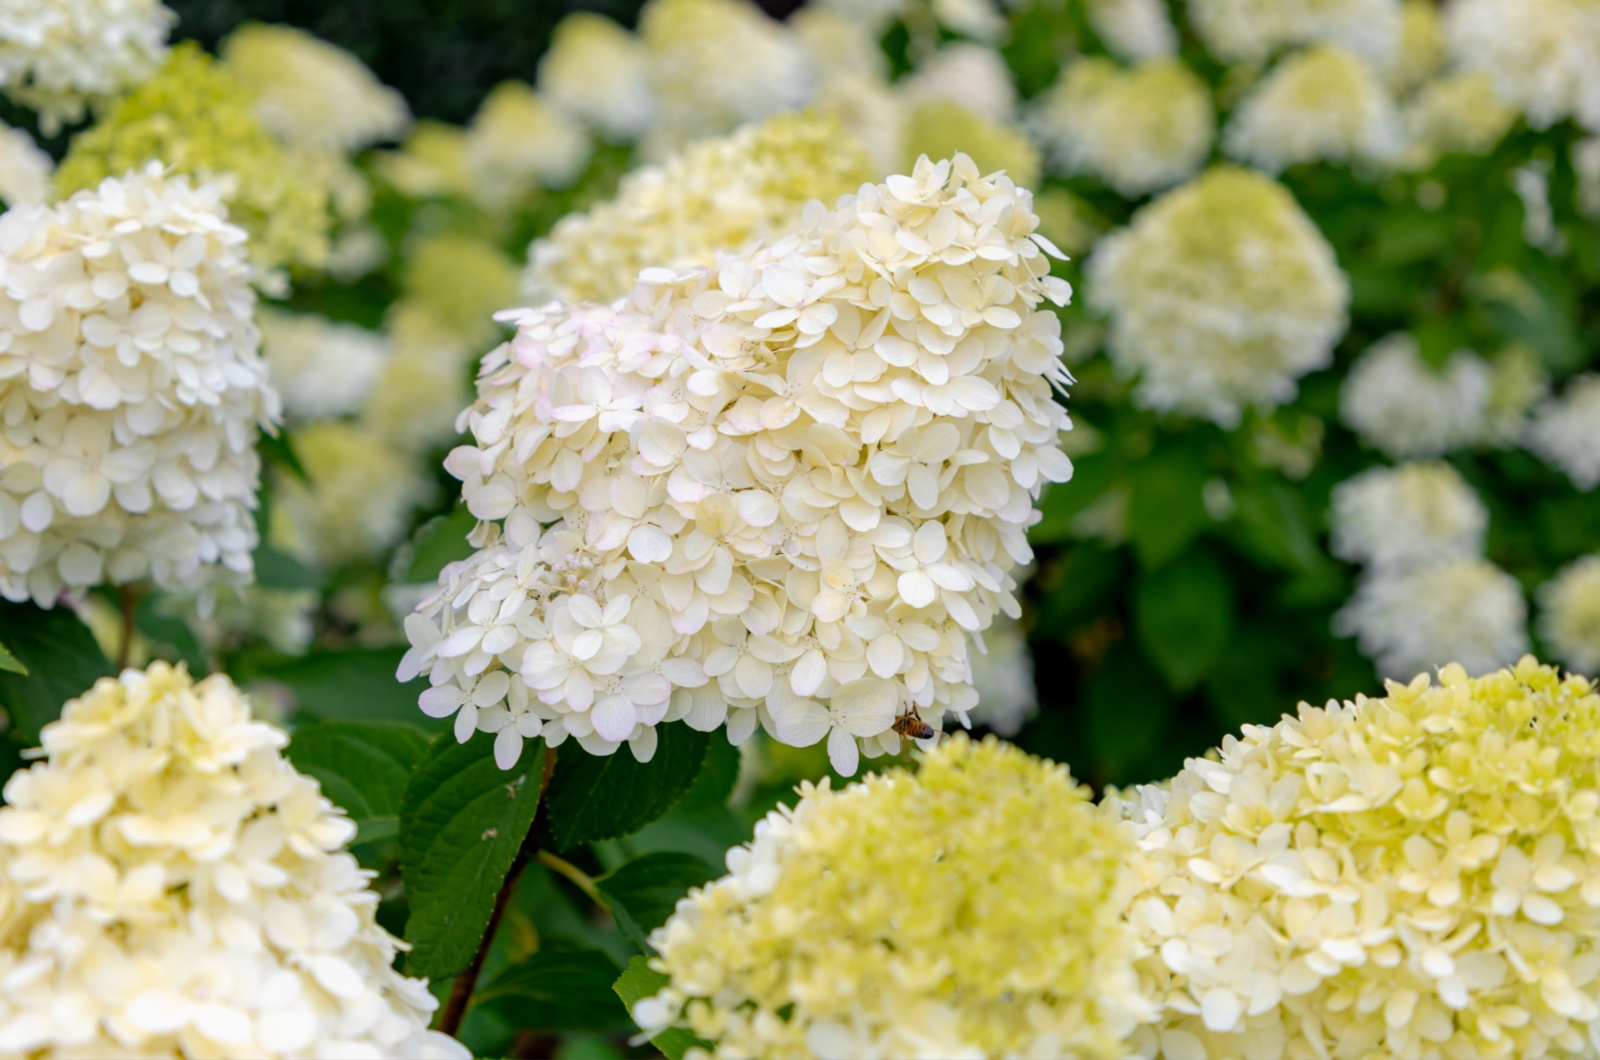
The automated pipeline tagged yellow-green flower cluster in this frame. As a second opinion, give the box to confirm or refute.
[54,42,332,276]
[525,109,874,304]
[1115,658,1600,1059]
[1400,73,1518,168]
[635,736,1150,1058]
[362,302,476,452]
[465,81,591,209]
[1539,557,1600,676]
[401,233,520,348]
[1224,45,1403,173]
[900,99,1041,191]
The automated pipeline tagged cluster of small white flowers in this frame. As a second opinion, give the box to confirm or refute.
[1398,72,1517,168]
[1086,166,1349,427]
[1538,555,1600,676]
[966,611,1038,736]
[1186,0,1403,68]
[1525,374,1600,491]
[1340,334,1527,458]
[402,155,1074,775]
[1224,45,1404,173]
[258,309,390,422]
[0,165,280,607]
[537,13,655,143]
[1445,0,1600,134]
[0,0,173,133]
[1031,57,1214,197]
[0,663,467,1059]
[1085,0,1177,61]
[221,22,411,154]
[0,119,50,206]
[1335,557,1528,678]
[1328,462,1488,574]
[900,43,1017,123]
[464,81,591,210]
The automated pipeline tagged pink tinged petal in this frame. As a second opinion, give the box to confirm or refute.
[454,703,480,743]
[827,726,860,776]
[481,625,518,656]
[418,686,464,718]
[571,628,605,661]
[624,672,673,706]
[440,627,484,657]
[494,726,524,769]
[592,695,638,742]
[565,671,594,711]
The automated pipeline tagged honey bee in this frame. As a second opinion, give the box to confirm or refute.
[892,710,938,743]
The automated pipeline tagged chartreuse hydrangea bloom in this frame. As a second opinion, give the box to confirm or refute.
[1400,73,1518,168]
[0,663,467,1058]
[1389,0,1445,93]
[401,233,520,348]
[525,109,873,303]
[1087,166,1349,426]
[634,736,1150,1058]
[54,43,332,276]
[1224,45,1403,174]
[1116,658,1600,1060]
[465,81,591,209]
[362,302,476,453]
[1539,556,1600,676]
[901,99,1041,190]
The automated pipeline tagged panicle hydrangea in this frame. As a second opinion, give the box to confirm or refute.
[1399,73,1518,168]
[220,22,410,154]
[791,6,890,83]
[633,736,1150,1058]
[403,155,1075,773]
[401,233,520,349]
[373,121,472,202]
[362,302,477,453]
[171,583,320,656]
[1539,556,1600,676]
[965,611,1037,736]
[1086,166,1349,427]
[901,100,1042,191]
[1525,374,1600,491]
[1031,57,1215,198]
[257,309,389,422]
[54,43,333,277]
[1113,658,1600,1060]
[0,164,278,607]
[465,81,591,211]
[1224,45,1404,174]
[1085,0,1179,61]
[525,110,875,305]
[0,663,466,1059]
[900,43,1017,123]
[0,119,50,207]
[1445,0,1600,134]
[638,0,815,157]
[537,12,655,143]
[0,0,173,134]
[1186,0,1403,68]
[1388,0,1445,93]
[1329,462,1488,574]
[1335,558,1529,679]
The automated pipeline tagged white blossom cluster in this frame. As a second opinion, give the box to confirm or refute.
[465,81,591,210]
[1335,557,1528,679]
[0,663,467,1059]
[1224,45,1403,173]
[537,13,656,143]
[900,43,1017,124]
[1328,461,1488,574]
[1445,0,1600,134]
[257,309,390,422]
[1186,0,1403,68]
[1085,0,1177,61]
[0,165,280,607]
[1087,166,1349,427]
[0,119,51,207]
[0,0,174,133]
[1525,374,1600,491]
[402,155,1074,775]
[1539,555,1600,676]
[966,611,1038,736]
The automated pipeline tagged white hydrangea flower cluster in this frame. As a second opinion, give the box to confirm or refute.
[1085,0,1178,61]
[1186,0,1403,68]
[1328,461,1488,574]
[900,43,1017,123]
[0,119,50,207]
[0,663,468,1059]
[465,81,591,210]
[1398,72,1518,168]
[1031,57,1215,197]
[1086,166,1349,427]
[1224,45,1403,174]
[402,155,1074,775]
[1335,557,1528,679]
[1539,555,1600,676]
[1445,0,1600,134]
[0,165,280,607]
[1525,374,1600,491]
[0,0,174,133]
[258,309,390,422]
[1115,659,1600,1060]
[536,13,656,143]
[221,22,411,154]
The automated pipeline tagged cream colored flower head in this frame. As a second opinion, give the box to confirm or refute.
[362,302,477,453]
[634,736,1150,1058]
[1086,0,1178,61]
[0,0,173,134]
[1188,0,1403,68]
[525,109,875,305]
[901,100,1041,191]
[1539,556,1600,676]
[0,663,468,1059]
[1525,374,1600,491]
[404,154,1074,773]
[1116,657,1600,1060]
[1087,166,1349,426]
[1399,73,1518,169]
[1335,557,1528,678]
[900,43,1017,123]
[1388,0,1445,93]
[1033,57,1215,197]
[538,12,655,142]
[0,120,51,207]
[1224,45,1404,173]
[465,81,591,210]
[222,22,410,154]
[0,164,279,608]
[259,309,390,421]
[1446,0,1600,134]
[1329,461,1488,573]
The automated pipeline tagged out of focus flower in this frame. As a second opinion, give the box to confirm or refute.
[362,302,476,453]
[0,165,277,607]
[526,109,873,304]
[1187,0,1403,68]
[1114,658,1600,1060]
[272,422,433,568]
[1388,0,1445,93]
[902,99,1041,188]
[1539,556,1600,675]
[1087,166,1348,426]
[1445,0,1600,133]
[55,43,332,276]
[634,737,1149,1058]
[1086,0,1178,60]
[0,663,466,1059]
[0,119,50,205]
[1032,57,1214,197]
[901,42,1017,123]
[407,155,1074,769]
[538,12,655,142]
[221,22,409,154]
[401,234,519,349]
[0,0,173,133]
[792,6,890,83]
[1574,137,1600,218]
[1400,73,1517,167]
[1224,45,1403,173]
[258,309,389,422]
[967,613,1038,736]
[373,120,472,200]
[1335,558,1528,678]
[1329,462,1487,573]
[465,81,591,211]
[811,0,910,35]
[166,583,320,655]
[1525,374,1600,491]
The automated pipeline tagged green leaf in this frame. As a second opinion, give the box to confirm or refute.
[674,737,740,813]
[134,595,206,673]
[545,724,712,851]
[253,546,324,591]
[1084,641,1173,780]
[596,852,718,950]
[0,602,113,744]
[613,956,710,1060]
[285,721,432,842]
[474,944,627,1032]
[1030,453,1115,545]
[1135,551,1235,691]
[400,506,479,583]
[1128,447,1210,569]
[250,648,438,726]
[1232,478,1321,573]
[0,642,26,675]
[401,734,546,979]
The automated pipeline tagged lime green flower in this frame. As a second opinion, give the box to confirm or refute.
[401,233,520,348]
[901,99,1041,190]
